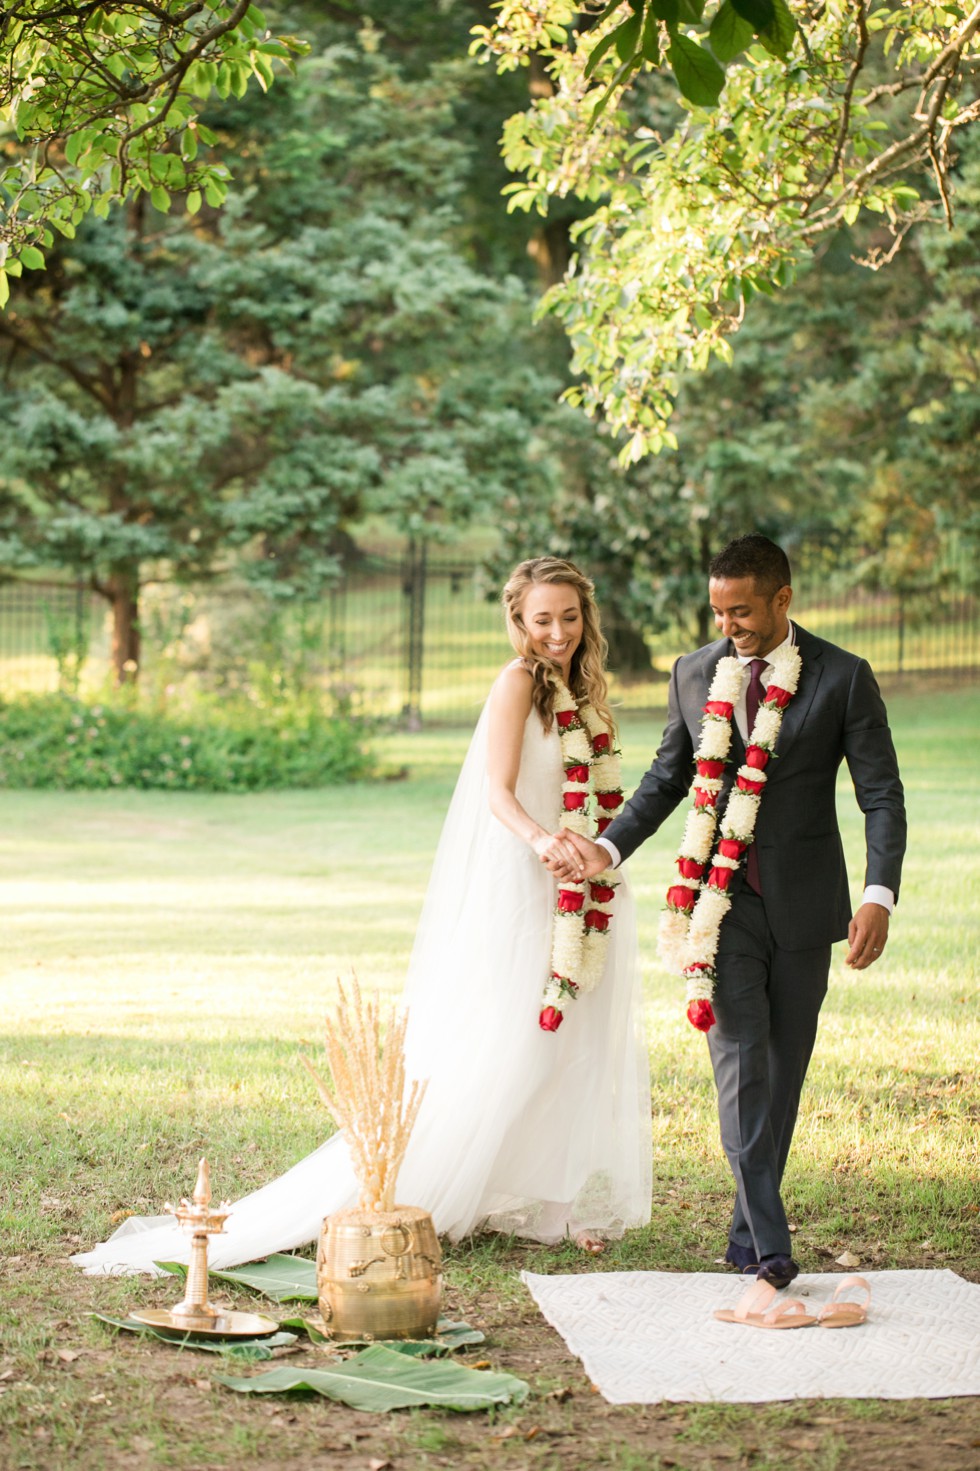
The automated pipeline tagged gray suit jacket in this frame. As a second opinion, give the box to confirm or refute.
[604,624,907,951]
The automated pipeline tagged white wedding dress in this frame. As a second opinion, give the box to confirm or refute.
[73,675,652,1274]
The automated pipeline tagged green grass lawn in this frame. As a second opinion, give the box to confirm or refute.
[0,683,977,1469]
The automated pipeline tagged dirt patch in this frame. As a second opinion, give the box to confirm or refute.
[2,1245,979,1471]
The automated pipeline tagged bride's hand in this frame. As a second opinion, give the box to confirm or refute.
[532,832,585,880]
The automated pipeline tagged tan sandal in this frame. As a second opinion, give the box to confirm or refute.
[715,1280,817,1329]
[744,1297,818,1330]
[816,1274,870,1328]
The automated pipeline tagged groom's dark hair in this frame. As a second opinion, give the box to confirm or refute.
[709,535,792,600]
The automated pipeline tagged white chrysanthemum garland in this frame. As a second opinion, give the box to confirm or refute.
[539,678,624,1033]
[657,645,803,1031]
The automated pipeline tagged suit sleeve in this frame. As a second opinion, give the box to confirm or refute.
[603,657,695,863]
[842,658,907,899]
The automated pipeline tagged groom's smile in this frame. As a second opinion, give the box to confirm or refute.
[708,575,793,660]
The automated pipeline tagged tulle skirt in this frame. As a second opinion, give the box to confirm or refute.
[73,697,652,1275]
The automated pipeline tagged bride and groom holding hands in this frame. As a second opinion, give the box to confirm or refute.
[76,533,906,1292]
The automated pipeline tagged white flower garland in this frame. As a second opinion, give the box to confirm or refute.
[657,646,802,1026]
[539,678,624,1032]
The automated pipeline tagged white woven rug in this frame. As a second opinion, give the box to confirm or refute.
[521,1268,980,1404]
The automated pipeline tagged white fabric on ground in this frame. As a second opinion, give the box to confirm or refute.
[522,1268,980,1403]
[74,683,651,1275]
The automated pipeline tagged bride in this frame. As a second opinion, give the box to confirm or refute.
[74,557,652,1274]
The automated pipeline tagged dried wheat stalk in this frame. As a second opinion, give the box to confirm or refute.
[302,976,427,1212]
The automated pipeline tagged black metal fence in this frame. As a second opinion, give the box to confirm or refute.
[2,536,977,725]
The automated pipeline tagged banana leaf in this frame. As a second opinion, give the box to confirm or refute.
[217,1343,528,1412]
[156,1254,318,1302]
[92,1313,296,1359]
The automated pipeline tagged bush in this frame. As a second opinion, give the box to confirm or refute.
[0,693,373,792]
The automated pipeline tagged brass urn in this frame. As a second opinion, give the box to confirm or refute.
[317,1204,442,1341]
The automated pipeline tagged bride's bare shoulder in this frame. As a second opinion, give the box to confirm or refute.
[489,659,534,715]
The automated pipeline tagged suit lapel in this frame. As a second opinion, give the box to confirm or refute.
[771,623,824,761]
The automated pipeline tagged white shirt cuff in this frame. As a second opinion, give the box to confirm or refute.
[862,884,895,913]
[596,836,622,869]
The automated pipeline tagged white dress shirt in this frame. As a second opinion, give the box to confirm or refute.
[597,620,895,913]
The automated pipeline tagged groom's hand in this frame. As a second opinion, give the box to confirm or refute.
[565,831,614,878]
[845,903,889,969]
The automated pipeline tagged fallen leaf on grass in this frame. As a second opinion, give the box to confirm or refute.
[368,1460,392,1471]
[217,1343,529,1413]
[835,1251,861,1268]
[56,1349,82,1363]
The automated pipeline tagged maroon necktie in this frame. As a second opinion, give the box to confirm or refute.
[744,659,767,894]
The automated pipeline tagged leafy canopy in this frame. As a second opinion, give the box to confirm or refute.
[0,2,305,304]
[473,2,980,460]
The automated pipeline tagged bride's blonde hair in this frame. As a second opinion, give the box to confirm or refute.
[502,557,615,735]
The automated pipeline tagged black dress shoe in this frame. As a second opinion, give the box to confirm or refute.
[756,1254,799,1289]
[724,1241,759,1272]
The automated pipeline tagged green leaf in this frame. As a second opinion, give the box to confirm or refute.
[584,25,624,79]
[651,0,678,21]
[276,1315,330,1343]
[19,246,46,271]
[0,270,8,309]
[614,10,642,63]
[158,1253,319,1302]
[676,0,706,20]
[591,53,643,120]
[334,1320,486,1354]
[149,185,171,212]
[91,1313,296,1358]
[640,5,661,63]
[216,1344,529,1412]
[709,0,755,63]
[186,190,202,216]
[668,33,726,107]
[65,130,93,166]
[730,0,774,27]
[756,0,796,58]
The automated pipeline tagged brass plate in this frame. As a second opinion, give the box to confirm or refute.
[130,1308,280,1339]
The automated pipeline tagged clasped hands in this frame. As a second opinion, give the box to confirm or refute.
[533,830,611,882]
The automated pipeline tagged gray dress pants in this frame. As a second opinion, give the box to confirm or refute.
[707,889,831,1260]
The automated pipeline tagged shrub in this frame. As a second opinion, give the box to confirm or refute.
[0,693,373,792]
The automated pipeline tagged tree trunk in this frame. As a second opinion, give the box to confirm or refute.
[696,522,713,646]
[605,616,653,676]
[106,569,141,684]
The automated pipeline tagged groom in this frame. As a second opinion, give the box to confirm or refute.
[568,535,906,1288]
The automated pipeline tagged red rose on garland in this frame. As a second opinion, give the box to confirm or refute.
[565,764,590,783]
[745,745,769,769]
[687,999,716,1033]
[737,773,766,795]
[557,888,584,913]
[667,885,697,911]
[584,909,610,931]
[590,882,616,903]
[563,791,588,810]
[539,1006,563,1032]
